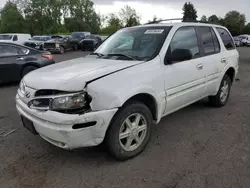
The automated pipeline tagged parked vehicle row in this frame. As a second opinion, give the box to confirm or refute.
[16,22,239,160]
[0,32,104,54]
[233,34,250,46]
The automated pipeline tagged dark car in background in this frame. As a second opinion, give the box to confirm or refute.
[43,35,78,54]
[0,42,55,84]
[80,35,102,51]
[24,36,51,50]
[71,32,91,48]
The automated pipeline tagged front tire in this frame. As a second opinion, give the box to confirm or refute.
[105,102,152,160]
[209,74,231,107]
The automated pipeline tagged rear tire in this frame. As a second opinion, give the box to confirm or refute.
[105,101,152,160]
[209,74,231,107]
[21,66,38,78]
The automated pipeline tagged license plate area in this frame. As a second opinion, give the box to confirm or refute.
[21,116,38,135]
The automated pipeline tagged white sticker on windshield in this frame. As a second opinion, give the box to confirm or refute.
[145,29,164,34]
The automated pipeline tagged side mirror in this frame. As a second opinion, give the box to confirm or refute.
[165,48,193,64]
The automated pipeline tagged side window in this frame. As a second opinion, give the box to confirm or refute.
[211,28,220,53]
[0,45,20,57]
[13,35,18,41]
[216,27,235,50]
[198,27,215,54]
[168,26,200,63]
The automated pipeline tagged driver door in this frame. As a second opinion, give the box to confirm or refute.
[163,26,206,115]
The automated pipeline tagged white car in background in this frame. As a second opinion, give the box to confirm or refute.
[0,33,31,45]
[239,35,250,46]
[16,22,239,160]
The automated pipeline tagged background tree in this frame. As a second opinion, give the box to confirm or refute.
[182,2,197,22]
[223,11,246,36]
[208,15,220,24]
[100,13,122,35]
[119,5,140,27]
[200,15,207,23]
[0,1,26,33]
[147,15,160,24]
[243,23,250,34]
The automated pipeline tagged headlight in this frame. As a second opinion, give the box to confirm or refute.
[51,93,86,110]
[56,44,60,48]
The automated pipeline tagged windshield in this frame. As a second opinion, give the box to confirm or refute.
[0,35,13,40]
[31,36,49,41]
[95,26,171,61]
[72,32,85,39]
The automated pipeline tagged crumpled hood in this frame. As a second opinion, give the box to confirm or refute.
[23,56,142,91]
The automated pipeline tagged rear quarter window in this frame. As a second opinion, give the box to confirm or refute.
[216,27,235,50]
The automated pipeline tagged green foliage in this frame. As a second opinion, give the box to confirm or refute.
[243,23,250,34]
[182,2,197,22]
[223,11,246,36]
[200,15,207,23]
[100,13,122,35]
[208,15,219,24]
[0,1,26,33]
[119,5,140,27]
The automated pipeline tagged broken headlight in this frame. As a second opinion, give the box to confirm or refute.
[50,93,86,111]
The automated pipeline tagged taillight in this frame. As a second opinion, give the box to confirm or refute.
[42,55,53,60]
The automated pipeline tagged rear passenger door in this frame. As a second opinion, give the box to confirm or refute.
[196,26,222,95]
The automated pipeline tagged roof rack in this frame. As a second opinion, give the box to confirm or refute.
[145,18,201,24]
[146,18,182,24]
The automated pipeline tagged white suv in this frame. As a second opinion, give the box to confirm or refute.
[16,22,239,160]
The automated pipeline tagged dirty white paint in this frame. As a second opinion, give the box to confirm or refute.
[17,22,239,149]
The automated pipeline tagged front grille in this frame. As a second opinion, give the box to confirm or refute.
[35,89,67,97]
[44,43,55,49]
[24,43,37,48]
[82,41,94,49]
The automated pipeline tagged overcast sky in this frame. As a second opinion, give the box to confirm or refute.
[0,0,249,23]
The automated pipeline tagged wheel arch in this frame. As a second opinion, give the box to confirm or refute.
[225,67,236,83]
[121,93,158,122]
[20,63,40,78]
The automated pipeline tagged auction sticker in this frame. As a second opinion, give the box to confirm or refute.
[145,29,164,34]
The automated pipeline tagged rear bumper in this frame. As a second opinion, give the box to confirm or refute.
[16,94,118,149]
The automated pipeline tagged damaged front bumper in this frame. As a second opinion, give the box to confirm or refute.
[16,94,118,149]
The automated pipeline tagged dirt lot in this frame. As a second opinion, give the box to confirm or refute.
[0,48,250,188]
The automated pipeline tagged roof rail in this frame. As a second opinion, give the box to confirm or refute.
[146,18,183,24]
[146,18,203,24]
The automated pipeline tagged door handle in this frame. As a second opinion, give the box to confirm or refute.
[196,64,203,70]
[16,57,24,61]
[221,58,227,64]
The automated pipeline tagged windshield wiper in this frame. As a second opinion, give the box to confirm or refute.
[90,52,104,57]
[106,53,137,60]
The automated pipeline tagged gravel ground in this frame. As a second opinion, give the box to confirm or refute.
[0,48,250,188]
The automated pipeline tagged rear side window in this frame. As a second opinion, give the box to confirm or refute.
[211,28,220,52]
[216,27,235,50]
[197,26,220,55]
